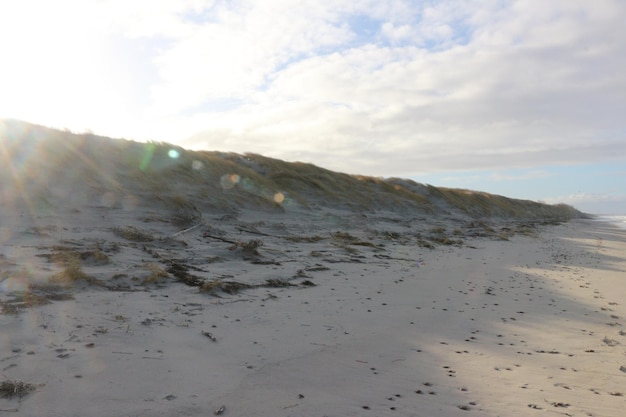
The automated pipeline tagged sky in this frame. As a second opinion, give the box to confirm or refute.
[0,0,625,214]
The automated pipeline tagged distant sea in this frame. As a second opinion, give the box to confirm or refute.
[592,214,626,230]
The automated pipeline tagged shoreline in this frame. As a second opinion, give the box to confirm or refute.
[2,217,625,416]
[588,214,626,230]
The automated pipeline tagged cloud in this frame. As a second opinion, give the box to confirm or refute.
[489,170,553,182]
[165,0,626,176]
[1,0,625,178]
[544,192,626,214]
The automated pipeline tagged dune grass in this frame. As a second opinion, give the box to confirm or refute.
[0,378,40,399]
[41,247,109,287]
[112,226,155,242]
[427,185,580,220]
[141,263,170,285]
[2,120,585,222]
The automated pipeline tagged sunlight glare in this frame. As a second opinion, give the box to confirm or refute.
[220,173,240,190]
[274,192,285,203]
[0,1,134,136]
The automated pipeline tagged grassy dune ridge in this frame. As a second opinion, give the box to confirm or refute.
[1,119,583,222]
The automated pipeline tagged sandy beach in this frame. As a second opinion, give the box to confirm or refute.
[1,127,623,416]
[2,209,625,417]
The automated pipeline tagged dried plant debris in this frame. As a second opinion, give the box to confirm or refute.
[230,239,263,255]
[38,247,103,286]
[284,235,325,243]
[141,263,170,285]
[0,378,41,399]
[166,261,205,287]
[199,279,253,295]
[112,225,155,242]
[264,278,295,288]
[1,290,74,314]
[202,331,218,342]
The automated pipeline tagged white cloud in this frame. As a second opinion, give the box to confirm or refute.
[545,192,626,214]
[489,170,553,182]
[1,0,625,178]
[163,0,625,176]
[146,1,360,117]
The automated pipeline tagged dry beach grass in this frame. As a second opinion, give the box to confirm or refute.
[1,120,624,417]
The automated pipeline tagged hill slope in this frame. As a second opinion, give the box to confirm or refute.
[0,119,582,224]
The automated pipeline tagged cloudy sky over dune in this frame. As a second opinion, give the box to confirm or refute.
[1,0,625,213]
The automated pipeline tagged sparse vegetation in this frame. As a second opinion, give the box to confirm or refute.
[113,226,155,242]
[330,231,381,253]
[160,194,203,226]
[1,286,74,314]
[141,263,170,285]
[47,249,96,285]
[0,378,40,399]
[284,235,325,243]
[0,120,586,220]
[233,239,263,255]
[264,278,295,288]
[199,279,253,295]
[427,185,582,221]
[428,236,463,246]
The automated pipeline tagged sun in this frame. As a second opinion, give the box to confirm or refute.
[0,2,135,136]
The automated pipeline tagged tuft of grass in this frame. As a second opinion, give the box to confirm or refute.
[229,239,263,256]
[284,235,325,243]
[141,263,170,285]
[428,236,462,246]
[331,242,359,254]
[199,279,253,295]
[113,226,155,242]
[41,247,115,287]
[264,278,295,288]
[1,286,74,314]
[0,378,40,399]
[332,231,356,241]
[417,240,435,249]
[76,248,110,266]
[160,194,203,226]
[49,258,97,285]
[241,239,263,254]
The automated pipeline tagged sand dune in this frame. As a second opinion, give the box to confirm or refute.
[1,120,624,416]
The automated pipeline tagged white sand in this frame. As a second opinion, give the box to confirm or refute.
[2,209,625,416]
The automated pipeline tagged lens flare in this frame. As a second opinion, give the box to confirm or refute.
[0,276,29,293]
[220,174,240,190]
[274,192,285,203]
[139,143,157,171]
[168,149,180,159]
